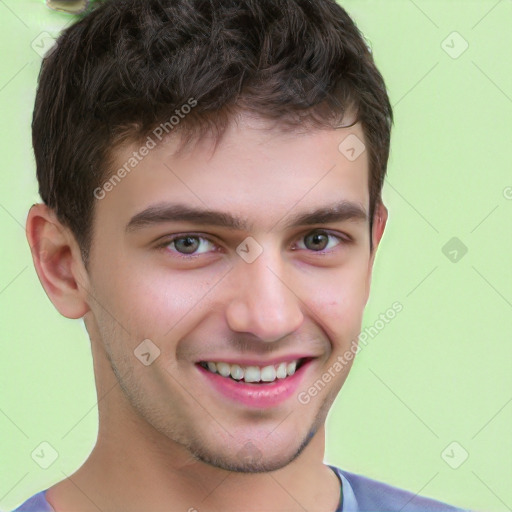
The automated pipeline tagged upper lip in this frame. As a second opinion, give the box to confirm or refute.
[196,354,316,366]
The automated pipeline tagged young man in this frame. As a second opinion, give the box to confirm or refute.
[15,0,470,510]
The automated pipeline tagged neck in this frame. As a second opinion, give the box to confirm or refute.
[45,331,341,512]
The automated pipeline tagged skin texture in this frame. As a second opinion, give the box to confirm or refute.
[26,113,387,512]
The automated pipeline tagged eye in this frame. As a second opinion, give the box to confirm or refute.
[294,230,346,253]
[157,229,349,259]
[161,234,217,256]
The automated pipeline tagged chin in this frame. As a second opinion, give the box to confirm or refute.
[184,425,317,474]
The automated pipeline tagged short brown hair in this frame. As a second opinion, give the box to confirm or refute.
[32,0,393,266]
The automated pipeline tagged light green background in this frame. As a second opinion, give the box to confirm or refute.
[1,1,511,511]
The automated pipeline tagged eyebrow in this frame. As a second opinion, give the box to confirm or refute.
[125,200,368,233]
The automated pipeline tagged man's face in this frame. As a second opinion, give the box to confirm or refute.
[82,114,383,472]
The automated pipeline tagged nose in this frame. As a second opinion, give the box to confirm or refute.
[224,248,304,342]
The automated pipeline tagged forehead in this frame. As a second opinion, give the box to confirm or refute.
[94,115,370,235]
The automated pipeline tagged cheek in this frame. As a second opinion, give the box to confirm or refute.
[304,264,368,336]
[315,260,369,303]
[105,267,219,340]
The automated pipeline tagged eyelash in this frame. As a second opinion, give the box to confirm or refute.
[155,230,351,259]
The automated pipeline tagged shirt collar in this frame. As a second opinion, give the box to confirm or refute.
[327,464,359,511]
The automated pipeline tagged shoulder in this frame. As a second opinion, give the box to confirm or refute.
[328,465,472,512]
[10,490,54,512]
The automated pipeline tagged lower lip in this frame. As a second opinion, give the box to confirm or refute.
[196,360,312,409]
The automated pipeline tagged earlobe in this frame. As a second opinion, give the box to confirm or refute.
[26,203,90,319]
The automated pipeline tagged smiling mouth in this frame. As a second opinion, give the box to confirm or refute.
[197,358,309,384]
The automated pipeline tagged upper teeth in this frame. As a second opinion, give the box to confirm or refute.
[203,360,299,383]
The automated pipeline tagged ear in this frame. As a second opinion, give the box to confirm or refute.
[364,201,388,303]
[26,203,91,319]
